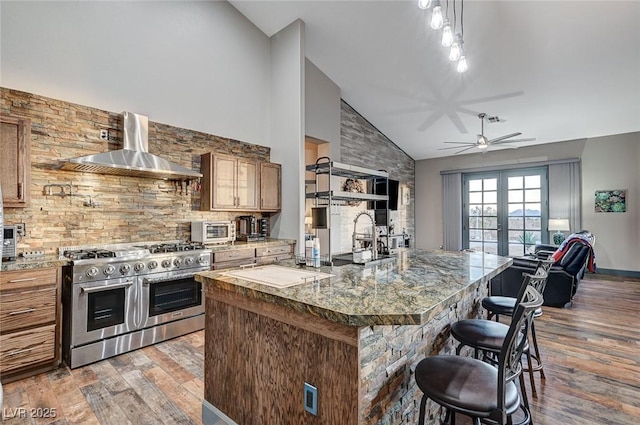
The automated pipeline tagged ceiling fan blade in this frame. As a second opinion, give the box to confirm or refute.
[438,145,476,150]
[490,143,520,149]
[454,146,478,155]
[493,137,537,144]
[488,132,522,144]
[443,141,476,145]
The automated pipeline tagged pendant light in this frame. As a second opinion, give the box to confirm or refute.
[430,0,444,30]
[449,34,462,61]
[456,55,468,73]
[418,0,432,9]
[441,19,453,47]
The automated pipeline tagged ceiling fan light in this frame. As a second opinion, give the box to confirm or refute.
[418,0,432,10]
[430,1,443,30]
[441,20,453,47]
[477,143,489,150]
[456,55,468,73]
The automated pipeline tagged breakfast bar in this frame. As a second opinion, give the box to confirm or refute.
[196,249,512,425]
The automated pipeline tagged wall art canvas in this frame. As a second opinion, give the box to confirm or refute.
[594,190,626,213]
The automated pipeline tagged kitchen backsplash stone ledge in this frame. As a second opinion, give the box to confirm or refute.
[1,87,271,255]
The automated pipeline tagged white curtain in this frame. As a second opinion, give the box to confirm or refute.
[442,173,462,251]
[548,162,582,233]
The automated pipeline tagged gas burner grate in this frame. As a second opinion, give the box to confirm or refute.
[64,249,116,260]
[143,242,206,254]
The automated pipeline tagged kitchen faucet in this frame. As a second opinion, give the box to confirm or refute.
[352,211,377,261]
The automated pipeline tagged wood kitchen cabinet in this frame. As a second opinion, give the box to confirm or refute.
[260,162,281,212]
[0,267,62,383]
[255,244,293,264]
[201,153,259,211]
[212,247,256,270]
[0,115,31,207]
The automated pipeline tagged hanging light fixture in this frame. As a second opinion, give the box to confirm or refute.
[430,0,444,30]
[418,0,432,10]
[456,0,468,73]
[441,19,453,46]
[448,34,462,61]
[456,55,468,73]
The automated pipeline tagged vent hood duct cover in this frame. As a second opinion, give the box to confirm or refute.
[61,112,202,180]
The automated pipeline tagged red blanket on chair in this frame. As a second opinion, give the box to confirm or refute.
[551,234,597,272]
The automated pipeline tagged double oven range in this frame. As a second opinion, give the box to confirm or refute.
[61,241,211,368]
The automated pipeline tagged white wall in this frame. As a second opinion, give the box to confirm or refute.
[304,59,341,150]
[415,134,640,273]
[0,1,271,147]
[268,20,305,246]
[581,132,640,272]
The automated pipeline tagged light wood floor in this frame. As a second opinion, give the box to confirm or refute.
[2,273,639,425]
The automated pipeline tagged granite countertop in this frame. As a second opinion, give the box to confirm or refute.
[0,238,296,272]
[196,248,513,327]
[1,255,70,272]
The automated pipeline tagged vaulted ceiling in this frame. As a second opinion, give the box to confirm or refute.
[230,0,640,160]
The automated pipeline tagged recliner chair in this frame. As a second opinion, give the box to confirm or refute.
[490,242,593,307]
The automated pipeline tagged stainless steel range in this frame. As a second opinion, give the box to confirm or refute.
[61,241,211,368]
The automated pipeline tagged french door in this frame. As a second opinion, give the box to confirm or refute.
[463,167,548,257]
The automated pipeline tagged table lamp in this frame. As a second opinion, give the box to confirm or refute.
[548,218,570,245]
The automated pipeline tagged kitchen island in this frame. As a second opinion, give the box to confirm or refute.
[196,249,512,425]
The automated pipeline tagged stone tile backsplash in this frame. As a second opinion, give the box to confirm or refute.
[1,87,270,254]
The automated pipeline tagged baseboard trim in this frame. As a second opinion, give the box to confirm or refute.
[595,269,640,279]
[202,399,238,425]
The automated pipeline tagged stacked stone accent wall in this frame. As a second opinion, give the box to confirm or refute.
[340,101,415,253]
[359,278,486,425]
[1,87,270,254]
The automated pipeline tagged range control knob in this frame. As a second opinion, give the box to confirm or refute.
[148,260,158,270]
[104,265,116,276]
[120,263,131,274]
[86,267,99,278]
[184,256,194,266]
[161,259,172,268]
[134,262,145,272]
[197,257,208,265]
[173,258,183,267]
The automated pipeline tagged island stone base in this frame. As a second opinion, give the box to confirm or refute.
[203,277,489,425]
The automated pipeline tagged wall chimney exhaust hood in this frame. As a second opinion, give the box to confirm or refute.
[61,112,202,180]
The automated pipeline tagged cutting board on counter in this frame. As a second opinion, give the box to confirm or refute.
[221,265,333,288]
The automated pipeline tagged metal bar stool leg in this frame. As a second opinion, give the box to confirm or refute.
[418,395,427,425]
[530,320,546,380]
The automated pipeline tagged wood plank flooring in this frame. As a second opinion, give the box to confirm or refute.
[1,273,639,425]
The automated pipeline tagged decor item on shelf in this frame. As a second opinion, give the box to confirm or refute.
[419,0,468,73]
[342,178,364,206]
[548,218,570,245]
[594,189,626,213]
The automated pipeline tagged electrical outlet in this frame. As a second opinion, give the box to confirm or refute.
[100,129,109,140]
[15,223,26,236]
[304,383,317,416]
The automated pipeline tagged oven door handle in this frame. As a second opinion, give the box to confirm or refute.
[142,273,198,285]
[80,281,134,293]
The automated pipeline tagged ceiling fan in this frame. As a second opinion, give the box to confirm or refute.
[439,113,536,155]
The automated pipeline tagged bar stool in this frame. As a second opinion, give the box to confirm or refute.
[450,272,546,414]
[481,258,554,397]
[414,286,543,425]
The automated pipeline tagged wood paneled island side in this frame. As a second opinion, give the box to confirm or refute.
[195,249,512,425]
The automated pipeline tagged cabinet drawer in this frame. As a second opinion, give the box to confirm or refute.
[255,253,292,265]
[0,287,57,333]
[256,245,291,257]
[0,324,56,373]
[0,267,58,290]
[213,248,255,263]
[212,259,257,270]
